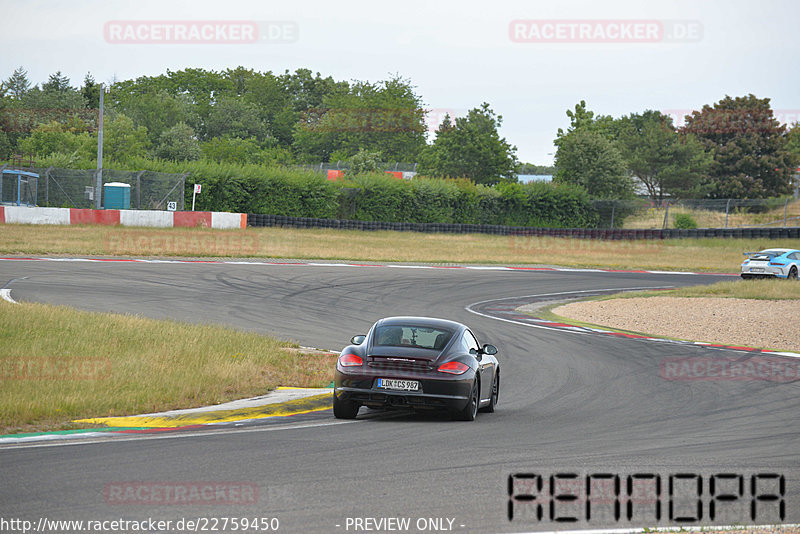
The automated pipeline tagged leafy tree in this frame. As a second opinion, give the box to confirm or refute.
[81,73,101,109]
[17,121,94,159]
[154,122,201,161]
[348,148,383,175]
[223,66,258,96]
[163,67,236,112]
[201,136,292,165]
[517,163,555,175]
[787,122,800,161]
[242,71,297,146]
[280,68,348,112]
[553,128,633,199]
[615,110,711,201]
[4,67,31,99]
[42,71,72,93]
[113,89,199,145]
[16,73,88,136]
[102,114,149,163]
[555,100,615,148]
[293,76,426,162]
[203,97,270,142]
[0,82,14,157]
[418,103,518,185]
[110,68,235,137]
[0,131,11,159]
[19,87,87,114]
[681,94,797,198]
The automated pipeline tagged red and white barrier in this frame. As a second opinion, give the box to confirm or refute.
[0,206,246,229]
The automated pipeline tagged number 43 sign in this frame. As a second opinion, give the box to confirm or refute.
[192,183,202,211]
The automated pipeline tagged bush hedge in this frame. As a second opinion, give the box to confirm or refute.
[30,156,599,228]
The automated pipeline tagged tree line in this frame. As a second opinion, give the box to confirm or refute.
[553,99,799,200]
[1,66,798,200]
[0,66,515,185]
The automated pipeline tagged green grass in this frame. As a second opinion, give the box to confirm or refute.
[0,300,337,434]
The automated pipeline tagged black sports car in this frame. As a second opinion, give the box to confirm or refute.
[333,316,499,421]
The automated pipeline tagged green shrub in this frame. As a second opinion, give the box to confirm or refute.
[674,212,698,229]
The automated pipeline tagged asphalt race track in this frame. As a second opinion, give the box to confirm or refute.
[1,259,798,533]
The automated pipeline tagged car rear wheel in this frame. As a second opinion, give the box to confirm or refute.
[333,394,360,419]
[789,266,798,280]
[482,372,499,413]
[453,381,479,421]
[741,274,752,280]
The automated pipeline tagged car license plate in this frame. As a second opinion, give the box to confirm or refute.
[751,267,764,272]
[377,378,420,391]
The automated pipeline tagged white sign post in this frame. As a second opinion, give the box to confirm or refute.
[192,183,202,211]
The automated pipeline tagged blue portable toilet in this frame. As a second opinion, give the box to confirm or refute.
[104,182,131,209]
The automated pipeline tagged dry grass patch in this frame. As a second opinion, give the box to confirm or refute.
[0,300,336,434]
[1,223,798,272]
[624,199,800,229]
[0,225,800,272]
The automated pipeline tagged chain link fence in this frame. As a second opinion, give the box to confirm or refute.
[592,197,800,229]
[22,167,188,210]
[298,162,419,174]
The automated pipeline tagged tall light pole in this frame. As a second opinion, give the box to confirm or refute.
[95,83,104,209]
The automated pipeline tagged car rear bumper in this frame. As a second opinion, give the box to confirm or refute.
[741,265,788,278]
[334,372,473,411]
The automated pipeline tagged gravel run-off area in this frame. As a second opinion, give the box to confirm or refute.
[552,297,800,352]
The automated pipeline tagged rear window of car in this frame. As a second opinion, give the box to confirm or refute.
[373,325,454,350]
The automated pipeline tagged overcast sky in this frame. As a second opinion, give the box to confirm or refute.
[3,0,799,164]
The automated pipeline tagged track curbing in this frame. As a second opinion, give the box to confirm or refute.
[73,391,333,428]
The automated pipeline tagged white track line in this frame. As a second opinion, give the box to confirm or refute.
[0,256,735,276]
[0,419,361,449]
[465,287,670,335]
[1,288,17,303]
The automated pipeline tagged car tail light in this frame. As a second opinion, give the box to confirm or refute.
[438,361,470,375]
[339,353,363,367]
[769,262,785,266]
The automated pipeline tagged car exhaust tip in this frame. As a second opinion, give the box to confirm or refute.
[387,395,406,406]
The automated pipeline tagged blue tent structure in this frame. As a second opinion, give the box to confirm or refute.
[0,167,39,207]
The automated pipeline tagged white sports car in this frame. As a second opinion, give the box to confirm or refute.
[741,248,800,279]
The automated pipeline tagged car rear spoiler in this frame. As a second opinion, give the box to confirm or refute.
[743,251,777,257]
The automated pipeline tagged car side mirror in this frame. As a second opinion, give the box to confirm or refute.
[469,347,482,361]
[482,344,497,355]
[351,335,366,345]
